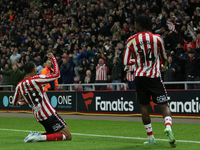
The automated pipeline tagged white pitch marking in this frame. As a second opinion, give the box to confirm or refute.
[0,128,200,144]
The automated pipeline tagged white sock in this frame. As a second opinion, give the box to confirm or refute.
[144,123,154,141]
[38,135,47,141]
[164,116,172,130]
[62,134,66,140]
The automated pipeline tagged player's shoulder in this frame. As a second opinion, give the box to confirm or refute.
[16,78,26,88]
[126,34,137,45]
[151,33,162,39]
[16,81,22,89]
[32,74,47,80]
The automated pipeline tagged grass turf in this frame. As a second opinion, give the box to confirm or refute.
[0,116,199,150]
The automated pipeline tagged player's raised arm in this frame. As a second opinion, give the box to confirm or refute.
[33,53,60,83]
[46,52,60,79]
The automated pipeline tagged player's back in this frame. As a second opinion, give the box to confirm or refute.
[16,76,56,121]
[12,56,59,121]
[126,31,167,78]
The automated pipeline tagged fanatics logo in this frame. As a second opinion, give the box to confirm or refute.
[81,92,94,110]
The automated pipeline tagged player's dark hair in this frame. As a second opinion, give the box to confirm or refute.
[135,14,151,31]
[24,61,35,74]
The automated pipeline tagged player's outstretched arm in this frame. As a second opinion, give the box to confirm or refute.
[12,85,21,106]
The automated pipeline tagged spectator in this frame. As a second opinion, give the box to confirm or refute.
[34,55,42,66]
[78,46,87,61]
[86,46,98,63]
[89,35,98,47]
[171,50,200,89]
[174,43,185,57]
[2,64,11,90]
[125,65,135,90]
[107,53,123,90]
[18,42,27,53]
[89,63,96,77]
[78,58,90,82]
[40,59,59,91]
[60,54,75,90]
[161,56,181,89]
[164,27,177,54]
[0,58,5,69]
[72,48,80,77]
[0,64,25,89]
[95,58,107,90]
[55,54,62,67]
[79,70,95,91]
[10,49,21,64]
[0,0,200,91]
[111,22,122,41]
[98,22,108,36]
[37,64,44,75]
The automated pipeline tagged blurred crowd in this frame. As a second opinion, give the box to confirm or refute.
[0,0,200,90]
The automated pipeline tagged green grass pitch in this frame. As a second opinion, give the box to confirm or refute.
[0,116,199,150]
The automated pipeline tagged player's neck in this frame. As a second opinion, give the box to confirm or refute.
[25,73,35,78]
[137,29,149,33]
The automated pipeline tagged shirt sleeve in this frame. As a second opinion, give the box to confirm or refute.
[123,46,135,65]
[157,35,167,65]
[12,85,21,106]
[32,57,60,83]
[123,47,131,66]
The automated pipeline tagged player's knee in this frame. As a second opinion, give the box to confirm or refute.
[66,133,72,140]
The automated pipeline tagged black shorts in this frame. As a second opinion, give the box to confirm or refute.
[134,76,168,105]
[39,112,67,134]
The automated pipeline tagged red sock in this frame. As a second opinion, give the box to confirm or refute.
[46,133,65,141]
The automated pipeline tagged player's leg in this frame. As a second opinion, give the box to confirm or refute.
[135,77,156,145]
[24,113,71,142]
[152,77,176,147]
[41,113,71,141]
[140,104,156,145]
[158,103,176,147]
[158,103,172,129]
[59,126,72,140]
[39,125,71,141]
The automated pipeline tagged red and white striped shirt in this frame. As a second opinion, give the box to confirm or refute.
[12,57,60,121]
[166,21,178,33]
[126,65,135,81]
[96,64,107,81]
[123,31,167,78]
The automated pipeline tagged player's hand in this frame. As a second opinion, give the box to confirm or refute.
[18,99,27,106]
[161,64,167,71]
[46,52,54,58]
[161,67,166,72]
